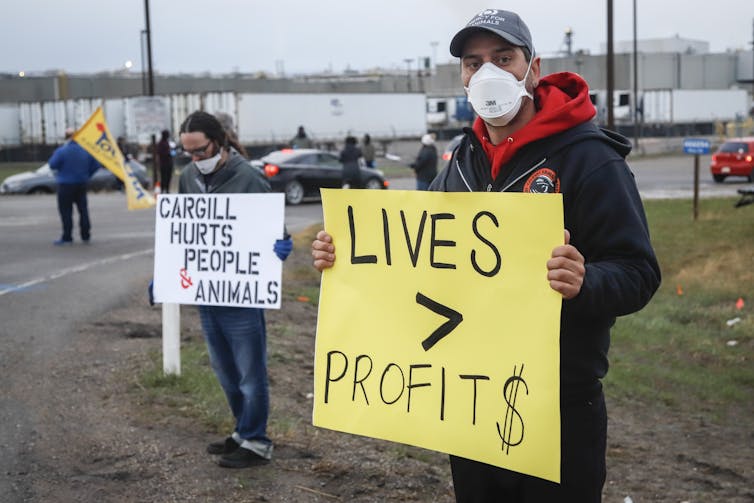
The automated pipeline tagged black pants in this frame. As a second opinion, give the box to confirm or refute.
[342,166,362,189]
[57,183,90,242]
[160,161,173,193]
[450,390,607,503]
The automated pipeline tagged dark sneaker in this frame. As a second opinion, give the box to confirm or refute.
[53,239,73,246]
[206,437,239,455]
[218,447,270,468]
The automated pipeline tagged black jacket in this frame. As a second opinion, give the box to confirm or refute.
[431,121,661,401]
[411,144,438,184]
[339,144,363,187]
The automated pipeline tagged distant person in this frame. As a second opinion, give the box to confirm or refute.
[290,126,313,149]
[362,134,376,168]
[410,134,438,190]
[178,110,292,469]
[214,112,248,156]
[339,135,362,188]
[156,129,174,193]
[48,127,101,245]
[116,136,131,161]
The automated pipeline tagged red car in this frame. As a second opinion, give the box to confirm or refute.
[710,138,754,183]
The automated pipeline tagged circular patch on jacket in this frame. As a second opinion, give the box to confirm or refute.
[524,168,560,193]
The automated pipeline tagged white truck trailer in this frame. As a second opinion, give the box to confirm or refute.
[640,89,749,124]
[6,92,427,149]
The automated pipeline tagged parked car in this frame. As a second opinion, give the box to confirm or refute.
[251,148,388,205]
[0,160,151,195]
[710,138,754,183]
[441,134,465,162]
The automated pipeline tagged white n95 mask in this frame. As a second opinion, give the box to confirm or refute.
[194,152,222,175]
[465,59,534,127]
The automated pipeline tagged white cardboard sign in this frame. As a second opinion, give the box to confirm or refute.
[153,193,285,309]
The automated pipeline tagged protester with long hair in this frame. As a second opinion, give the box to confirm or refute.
[178,110,293,468]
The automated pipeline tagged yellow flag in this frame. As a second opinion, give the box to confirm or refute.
[73,107,155,210]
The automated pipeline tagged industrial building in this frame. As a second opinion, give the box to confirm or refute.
[0,36,752,161]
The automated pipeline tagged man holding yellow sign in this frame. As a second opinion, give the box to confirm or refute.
[312,7,660,503]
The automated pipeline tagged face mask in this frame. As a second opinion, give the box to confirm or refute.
[194,152,222,175]
[465,58,534,127]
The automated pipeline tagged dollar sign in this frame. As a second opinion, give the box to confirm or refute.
[496,364,528,454]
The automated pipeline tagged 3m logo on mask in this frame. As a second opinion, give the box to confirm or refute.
[465,61,532,127]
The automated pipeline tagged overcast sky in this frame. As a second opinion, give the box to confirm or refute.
[3,0,753,76]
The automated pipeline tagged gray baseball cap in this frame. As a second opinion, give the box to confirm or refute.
[449,9,534,57]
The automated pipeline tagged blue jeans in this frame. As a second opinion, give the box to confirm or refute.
[416,179,431,191]
[198,305,272,457]
[57,183,90,241]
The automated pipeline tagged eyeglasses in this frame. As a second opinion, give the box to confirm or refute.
[183,141,213,157]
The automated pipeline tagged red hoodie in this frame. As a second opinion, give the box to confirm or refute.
[473,72,596,179]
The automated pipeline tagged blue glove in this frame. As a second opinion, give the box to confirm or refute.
[148,279,155,306]
[274,238,293,261]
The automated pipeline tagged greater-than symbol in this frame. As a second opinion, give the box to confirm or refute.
[416,292,463,351]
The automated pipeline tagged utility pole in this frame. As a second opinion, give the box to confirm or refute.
[143,0,157,186]
[144,0,179,374]
[633,0,639,150]
[140,30,148,95]
[564,27,573,56]
[404,58,413,92]
[606,0,615,130]
[144,0,154,96]
[430,41,439,74]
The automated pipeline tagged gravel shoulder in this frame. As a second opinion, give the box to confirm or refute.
[10,236,753,503]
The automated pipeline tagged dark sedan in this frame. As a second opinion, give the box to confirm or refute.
[252,149,388,205]
[0,160,151,195]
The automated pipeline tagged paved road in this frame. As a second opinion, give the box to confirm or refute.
[0,191,324,500]
[387,153,747,200]
[0,155,749,499]
[627,154,746,200]
[0,193,157,500]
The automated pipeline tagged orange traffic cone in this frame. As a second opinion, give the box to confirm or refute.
[154,181,161,195]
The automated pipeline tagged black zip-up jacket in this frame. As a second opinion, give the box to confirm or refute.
[430,121,661,402]
[410,144,439,184]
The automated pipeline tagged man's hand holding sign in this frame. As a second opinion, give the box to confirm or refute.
[311,189,580,483]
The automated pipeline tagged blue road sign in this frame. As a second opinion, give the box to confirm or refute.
[683,138,711,155]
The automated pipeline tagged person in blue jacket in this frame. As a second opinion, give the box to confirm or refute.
[312,8,660,502]
[177,110,293,469]
[48,127,101,245]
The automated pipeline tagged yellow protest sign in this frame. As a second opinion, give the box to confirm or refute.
[73,106,155,210]
[313,189,563,483]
